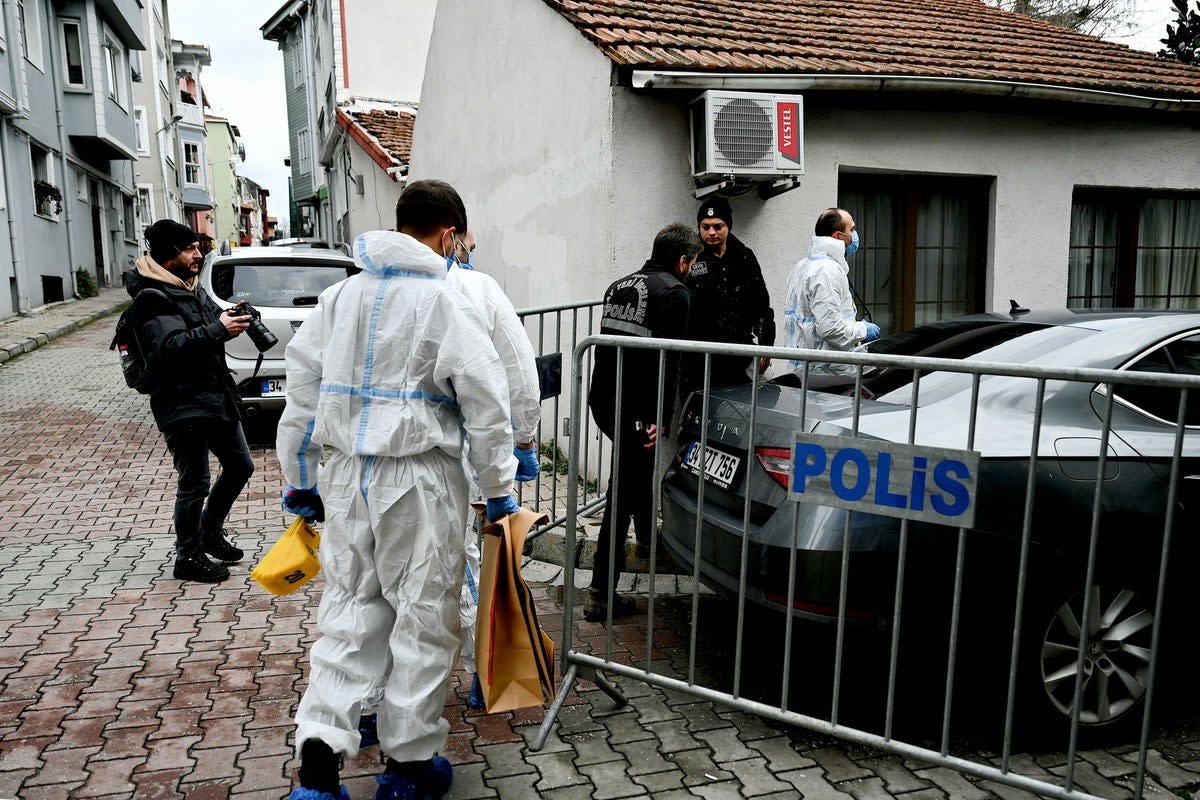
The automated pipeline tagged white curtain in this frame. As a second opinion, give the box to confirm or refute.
[1136,199,1174,306]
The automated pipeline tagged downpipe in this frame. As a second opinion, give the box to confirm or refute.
[43,0,78,295]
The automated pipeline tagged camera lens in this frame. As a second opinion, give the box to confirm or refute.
[246,318,278,352]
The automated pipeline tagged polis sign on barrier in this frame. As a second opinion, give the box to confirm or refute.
[789,433,980,528]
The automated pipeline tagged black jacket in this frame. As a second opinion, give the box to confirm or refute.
[588,260,691,438]
[681,233,775,391]
[124,269,242,431]
[686,233,775,348]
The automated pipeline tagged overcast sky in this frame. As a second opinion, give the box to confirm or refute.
[170,2,292,235]
[170,0,1181,238]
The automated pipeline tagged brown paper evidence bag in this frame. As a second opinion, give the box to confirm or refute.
[475,507,557,713]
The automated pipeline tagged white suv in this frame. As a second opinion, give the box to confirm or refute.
[199,245,358,414]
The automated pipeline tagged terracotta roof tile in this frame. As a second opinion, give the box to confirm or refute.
[349,108,416,166]
[543,0,1200,100]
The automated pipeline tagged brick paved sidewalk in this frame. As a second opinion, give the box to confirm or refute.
[0,288,128,365]
[3,317,1200,799]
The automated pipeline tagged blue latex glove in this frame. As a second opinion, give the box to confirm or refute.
[485,495,519,523]
[282,485,325,522]
[514,444,540,482]
[864,322,881,343]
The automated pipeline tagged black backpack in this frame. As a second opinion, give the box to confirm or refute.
[110,288,170,394]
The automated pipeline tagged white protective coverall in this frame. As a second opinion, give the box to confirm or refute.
[445,263,541,675]
[277,230,516,761]
[783,235,869,376]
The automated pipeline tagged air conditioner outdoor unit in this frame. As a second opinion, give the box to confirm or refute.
[690,90,804,182]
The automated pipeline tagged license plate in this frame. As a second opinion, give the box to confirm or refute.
[683,441,741,489]
[261,378,286,397]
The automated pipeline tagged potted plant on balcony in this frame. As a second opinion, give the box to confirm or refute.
[34,179,63,216]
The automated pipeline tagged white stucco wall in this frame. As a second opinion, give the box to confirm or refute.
[329,136,403,237]
[408,0,617,310]
[342,0,436,104]
[411,4,1200,329]
[607,97,1200,333]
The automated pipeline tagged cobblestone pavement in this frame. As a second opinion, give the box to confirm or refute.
[2,313,1200,799]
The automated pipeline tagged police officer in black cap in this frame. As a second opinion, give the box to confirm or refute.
[682,197,775,395]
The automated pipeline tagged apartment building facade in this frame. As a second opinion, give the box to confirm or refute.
[130,0,183,246]
[170,38,211,240]
[0,0,145,319]
[261,0,434,244]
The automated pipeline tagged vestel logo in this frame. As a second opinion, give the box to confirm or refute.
[776,101,801,165]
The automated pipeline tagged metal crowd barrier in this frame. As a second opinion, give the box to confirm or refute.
[514,299,605,541]
[530,333,1200,800]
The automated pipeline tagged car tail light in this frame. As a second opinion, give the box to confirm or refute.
[763,593,876,620]
[755,447,791,490]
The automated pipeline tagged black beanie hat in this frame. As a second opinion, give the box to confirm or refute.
[145,219,199,265]
[697,197,733,229]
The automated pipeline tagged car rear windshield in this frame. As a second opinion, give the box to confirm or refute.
[210,261,357,308]
[877,323,1094,406]
[860,319,1053,397]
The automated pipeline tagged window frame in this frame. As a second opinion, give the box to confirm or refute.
[183,141,203,186]
[1070,189,1200,311]
[102,26,126,107]
[17,0,43,69]
[135,184,154,232]
[30,141,56,219]
[295,128,311,176]
[290,35,303,87]
[122,194,136,243]
[156,43,168,92]
[58,17,85,88]
[133,106,149,154]
[839,172,991,332]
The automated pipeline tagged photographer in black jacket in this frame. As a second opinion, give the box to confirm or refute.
[125,220,254,583]
[681,197,776,394]
[586,223,699,622]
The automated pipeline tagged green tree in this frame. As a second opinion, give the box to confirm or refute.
[1160,0,1200,64]
[986,0,1135,37]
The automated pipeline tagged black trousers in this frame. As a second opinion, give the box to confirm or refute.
[591,420,655,594]
[162,418,254,556]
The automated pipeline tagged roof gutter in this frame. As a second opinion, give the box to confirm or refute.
[630,71,1200,113]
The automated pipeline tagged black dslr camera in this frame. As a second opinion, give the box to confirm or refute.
[231,301,279,352]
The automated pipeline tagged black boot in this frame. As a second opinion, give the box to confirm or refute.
[297,739,342,795]
[202,527,244,562]
[173,551,230,583]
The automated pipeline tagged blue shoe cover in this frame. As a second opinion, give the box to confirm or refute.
[375,756,453,800]
[427,756,453,796]
[288,786,350,800]
[375,772,419,800]
[467,673,485,710]
[359,712,380,748]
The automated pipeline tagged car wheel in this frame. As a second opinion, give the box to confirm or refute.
[1036,584,1153,729]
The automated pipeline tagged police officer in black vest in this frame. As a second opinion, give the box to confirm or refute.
[585,223,699,622]
[681,197,775,395]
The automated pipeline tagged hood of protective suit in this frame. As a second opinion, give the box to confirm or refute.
[806,236,849,272]
[353,230,447,281]
[278,228,517,499]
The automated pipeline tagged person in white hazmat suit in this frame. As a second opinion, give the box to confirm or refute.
[445,229,542,708]
[783,207,881,376]
[356,227,543,743]
[276,180,521,800]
